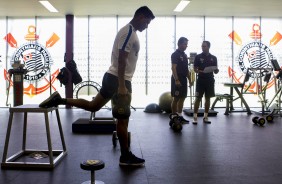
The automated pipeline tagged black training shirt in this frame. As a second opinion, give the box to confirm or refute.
[194,52,217,79]
[171,49,188,77]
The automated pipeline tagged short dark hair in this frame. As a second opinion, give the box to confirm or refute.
[178,37,188,45]
[203,41,211,48]
[134,6,155,19]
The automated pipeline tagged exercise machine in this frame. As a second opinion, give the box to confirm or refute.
[211,68,252,115]
[265,59,282,117]
[248,67,273,115]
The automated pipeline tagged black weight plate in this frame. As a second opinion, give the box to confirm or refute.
[252,116,259,124]
[258,118,265,126]
[266,115,274,122]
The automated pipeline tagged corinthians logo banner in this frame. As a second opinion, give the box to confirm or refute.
[3,25,60,98]
[228,23,281,93]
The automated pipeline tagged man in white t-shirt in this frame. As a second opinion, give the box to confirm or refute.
[40,6,155,166]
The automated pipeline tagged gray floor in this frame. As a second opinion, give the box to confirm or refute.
[0,106,282,184]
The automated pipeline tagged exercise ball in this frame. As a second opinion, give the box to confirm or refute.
[144,103,162,113]
[159,92,172,113]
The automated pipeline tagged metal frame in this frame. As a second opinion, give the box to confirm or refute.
[211,69,252,115]
[1,104,67,169]
[249,67,273,115]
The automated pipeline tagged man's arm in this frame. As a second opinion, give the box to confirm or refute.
[171,63,181,86]
[193,56,203,73]
[118,49,129,95]
[214,56,219,74]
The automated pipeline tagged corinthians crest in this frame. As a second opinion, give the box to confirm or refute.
[228,23,282,92]
[4,25,60,96]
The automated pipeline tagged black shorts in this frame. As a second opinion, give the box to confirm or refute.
[195,78,215,98]
[99,73,132,99]
[171,75,187,98]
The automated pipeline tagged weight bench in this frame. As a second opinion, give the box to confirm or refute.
[211,94,233,115]
[211,69,252,115]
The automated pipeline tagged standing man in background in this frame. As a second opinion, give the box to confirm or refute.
[39,6,155,166]
[171,37,192,122]
[193,41,219,124]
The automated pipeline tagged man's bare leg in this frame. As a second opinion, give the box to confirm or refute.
[204,97,211,114]
[116,119,129,154]
[171,97,179,114]
[177,97,189,122]
[193,98,201,124]
[203,97,211,124]
[66,93,109,112]
[118,117,145,166]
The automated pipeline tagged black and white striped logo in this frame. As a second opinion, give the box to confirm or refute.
[11,42,53,82]
[237,41,274,78]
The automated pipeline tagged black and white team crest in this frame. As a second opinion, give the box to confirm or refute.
[237,41,274,78]
[11,42,53,82]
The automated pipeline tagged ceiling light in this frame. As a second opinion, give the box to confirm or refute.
[39,1,58,12]
[174,0,191,12]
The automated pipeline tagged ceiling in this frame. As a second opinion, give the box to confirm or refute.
[1,0,282,18]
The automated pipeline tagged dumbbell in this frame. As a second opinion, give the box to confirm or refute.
[252,116,265,126]
[169,113,177,127]
[169,113,182,132]
[265,114,274,122]
[80,159,105,184]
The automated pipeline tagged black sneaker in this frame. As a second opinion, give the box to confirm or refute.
[203,117,211,124]
[39,91,62,108]
[119,152,145,166]
[179,116,189,124]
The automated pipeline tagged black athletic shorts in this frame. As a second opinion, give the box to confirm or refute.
[171,75,188,98]
[99,72,132,99]
[195,78,215,98]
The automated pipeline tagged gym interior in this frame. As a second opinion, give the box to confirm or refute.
[1,0,282,184]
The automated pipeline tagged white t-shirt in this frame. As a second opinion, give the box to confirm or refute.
[107,23,140,81]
